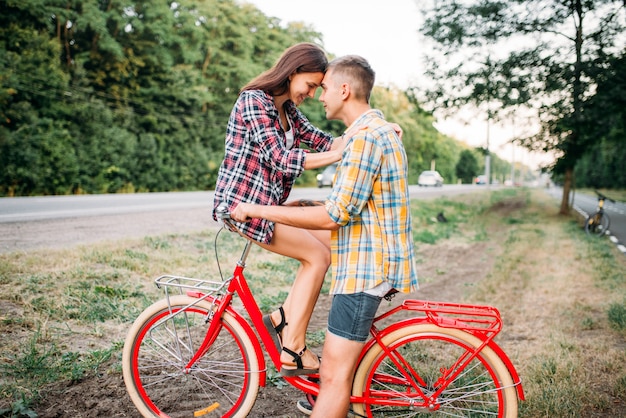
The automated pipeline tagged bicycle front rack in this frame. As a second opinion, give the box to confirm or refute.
[155,274,229,295]
[154,275,231,321]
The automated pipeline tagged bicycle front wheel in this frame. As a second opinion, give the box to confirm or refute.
[122,295,260,418]
[585,212,610,236]
[353,324,518,417]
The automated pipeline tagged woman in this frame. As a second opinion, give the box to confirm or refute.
[213,43,344,376]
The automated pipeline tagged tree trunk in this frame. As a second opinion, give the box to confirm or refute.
[560,167,573,215]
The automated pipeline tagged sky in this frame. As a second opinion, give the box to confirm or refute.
[244,0,424,89]
[243,0,550,170]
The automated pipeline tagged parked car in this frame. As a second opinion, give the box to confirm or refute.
[418,170,444,187]
[475,175,488,185]
[316,163,337,188]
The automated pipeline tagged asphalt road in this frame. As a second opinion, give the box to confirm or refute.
[0,191,213,223]
[0,185,479,223]
[5,185,622,255]
[0,185,479,253]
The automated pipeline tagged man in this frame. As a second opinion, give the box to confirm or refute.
[231,55,418,417]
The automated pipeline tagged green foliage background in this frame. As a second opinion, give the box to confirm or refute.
[2,0,517,196]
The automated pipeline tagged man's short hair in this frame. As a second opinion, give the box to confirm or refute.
[327,55,375,102]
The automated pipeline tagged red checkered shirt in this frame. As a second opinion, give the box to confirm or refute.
[213,90,334,244]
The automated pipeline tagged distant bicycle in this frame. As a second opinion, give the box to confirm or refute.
[584,191,615,236]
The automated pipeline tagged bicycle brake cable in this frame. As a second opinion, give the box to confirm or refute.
[214,226,226,281]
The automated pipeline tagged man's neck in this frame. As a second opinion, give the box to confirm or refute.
[342,103,372,128]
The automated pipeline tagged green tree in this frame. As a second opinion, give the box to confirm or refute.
[419,0,625,214]
[0,2,73,195]
[456,149,480,184]
[0,0,324,195]
[373,87,462,184]
[575,53,626,189]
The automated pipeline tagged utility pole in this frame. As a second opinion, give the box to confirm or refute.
[485,56,492,188]
[510,115,515,186]
[485,113,491,187]
[511,146,515,185]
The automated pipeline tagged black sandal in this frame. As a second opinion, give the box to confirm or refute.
[262,306,286,352]
[280,346,319,376]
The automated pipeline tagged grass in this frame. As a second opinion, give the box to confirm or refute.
[466,189,626,417]
[1,187,625,416]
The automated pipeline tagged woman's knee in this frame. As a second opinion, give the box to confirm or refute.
[269,226,330,266]
[317,248,331,270]
[300,243,331,270]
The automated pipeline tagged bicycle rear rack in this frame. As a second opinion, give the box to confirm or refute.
[378,299,502,337]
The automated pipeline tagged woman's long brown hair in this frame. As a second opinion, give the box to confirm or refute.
[241,43,328,96]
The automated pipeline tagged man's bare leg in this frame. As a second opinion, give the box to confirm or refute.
[310,332,364,418]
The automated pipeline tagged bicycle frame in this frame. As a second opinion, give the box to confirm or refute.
[177,239,322,394]
[592,201,605,225]
[156,233,524,410]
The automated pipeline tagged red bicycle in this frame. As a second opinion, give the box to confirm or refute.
[122,206,524,417]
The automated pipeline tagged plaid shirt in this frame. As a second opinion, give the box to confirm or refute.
[213,90,333,244]
[325,110,418,295]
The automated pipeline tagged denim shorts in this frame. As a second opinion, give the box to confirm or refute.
[328,292,382,343]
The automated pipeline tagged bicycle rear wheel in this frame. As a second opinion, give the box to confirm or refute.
[585,212,609,236]
[122,295,260,418]
[353,324,518,417]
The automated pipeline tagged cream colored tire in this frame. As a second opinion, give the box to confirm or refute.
[352,323,518,417]
[122,295,260,417]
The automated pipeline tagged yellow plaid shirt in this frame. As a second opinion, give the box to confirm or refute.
[325,109,418,295]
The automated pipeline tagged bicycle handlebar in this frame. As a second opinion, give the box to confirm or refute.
[595,190,616,203]
[215,202,240,232]
[215,202,231,220]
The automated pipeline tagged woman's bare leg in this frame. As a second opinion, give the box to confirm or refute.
[256,224,330,369]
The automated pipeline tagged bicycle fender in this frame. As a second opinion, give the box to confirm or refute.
[484,339,525,400]
[363,317,525,400]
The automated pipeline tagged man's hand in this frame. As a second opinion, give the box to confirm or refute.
[389,123,403,139]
